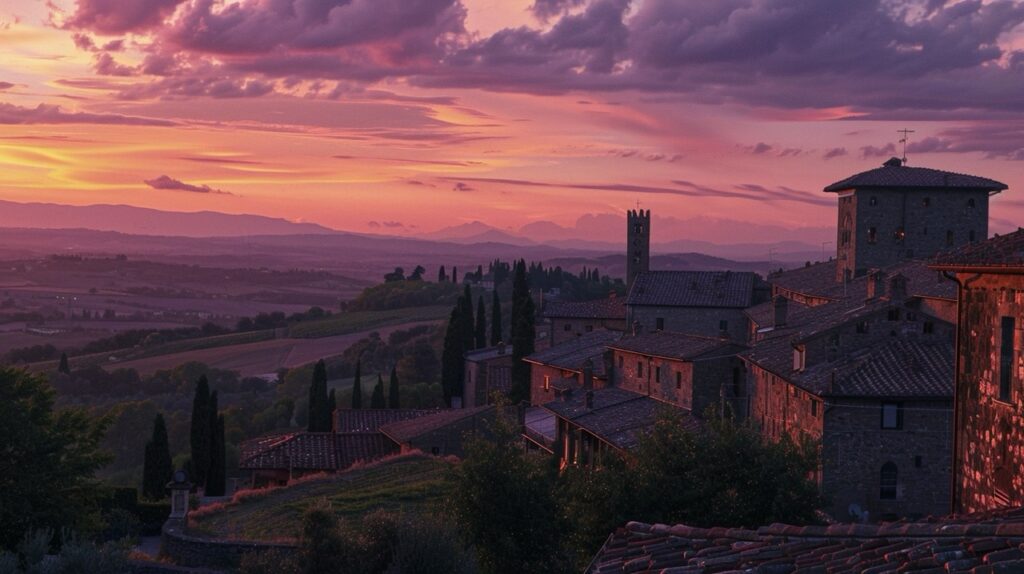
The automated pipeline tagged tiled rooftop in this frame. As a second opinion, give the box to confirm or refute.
[544,297,627,320]
[464,345,514,362]
[588,510,1024,574]
[543,388,699,451]
[608,331,746,362]
[626,271,758,308]
[524,330,622,375]
[823,159,1008,192]
[379,405,494,444]
[238,432,395,471]
[333,408,439,433]
[767,259,955,306]
[934,228,1024,270]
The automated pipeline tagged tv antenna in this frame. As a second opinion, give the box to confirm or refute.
[897,129,915,164]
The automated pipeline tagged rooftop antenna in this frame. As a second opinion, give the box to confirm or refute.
[897,129,915,165]
[635,199,641,211]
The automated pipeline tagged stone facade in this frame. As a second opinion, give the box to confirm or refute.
[834,188,990,281]
[548,316,627,346]
[628,305,750,341]
[626,209,650,290]
[611,348,745,418]
[948,273,1024,513]
[463,347,513,407]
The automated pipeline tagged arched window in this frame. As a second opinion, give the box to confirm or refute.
[880,462,898,499]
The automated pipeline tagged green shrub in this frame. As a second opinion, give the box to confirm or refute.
[238,550,300,574]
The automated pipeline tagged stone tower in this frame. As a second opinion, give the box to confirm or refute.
[626,209,650,290]
[824,157,1007,282]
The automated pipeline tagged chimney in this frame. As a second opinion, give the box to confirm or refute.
[866,269,887,300]
[497,341,506,355]
[632,320,642,336]
[582,359,594,391]
[889,274,907,301]
[585,390,594,410]
[773,296,788,328]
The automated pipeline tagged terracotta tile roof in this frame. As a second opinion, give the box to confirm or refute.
[543,388,699,451]
[588,510,1024,574]
[464,345,514,361]
[933,228,1024,271]
[524,330,622,375]
[823,159,1008,192]
[544,297,627,320]
[608,331,746,362]
[626,271,758,308]
[333,409,439,433]
[379,405,495,444]
[769,260,840,300]
[238,432,397,471]
[767,259,955,305]
[744,336,953,399]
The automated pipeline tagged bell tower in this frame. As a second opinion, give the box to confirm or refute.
[626,209,650,290]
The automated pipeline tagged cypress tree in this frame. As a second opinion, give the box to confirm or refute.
[142,413,173,500]
[351,360,363,409]
[206,414,226,497]
[371,375,386,409]
[388,366,400,408]
[490,289,503,346]
[190,375,211,488]
[475,295,487,349]
[438,265,446,282]
[327,388,336,427]
[461,285,475,351]
[57,352,70,375]
[308,359,330,432]
[440,306,465,406]
[509,261,536,404]
[452,266,458,284]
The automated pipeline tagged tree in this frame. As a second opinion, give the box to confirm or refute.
[449,404,567,573]
[388,366,400,408]
[0,367,111,549]
[490,289,502,346]
[440,307,465,406]
[189,375,211,488]
[475,295,487,349]
[409,265,425,281]
[206,413,226,497]
[308,359,330,432]
[327,389,336,424]
[58,352,70,375]
[461,285,475,351]
[371,375,386,408]
[384,267,405,282]
[351,360,363,409]
[509,260,535,404]
[142,413,173,500]
[452,266,458,284]
[438,265,447,283]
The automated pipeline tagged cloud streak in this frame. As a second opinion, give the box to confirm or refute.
[0,103,175,126]
[143,175,233,195]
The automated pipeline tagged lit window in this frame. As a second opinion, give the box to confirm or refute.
[880,462,898,499]
[881,402,903,429]
[544,375,550,391]
[894,227,905,243]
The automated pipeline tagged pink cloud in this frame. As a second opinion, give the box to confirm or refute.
[143,175,232,195]
[66,0,186,35]
[0,102,175,126]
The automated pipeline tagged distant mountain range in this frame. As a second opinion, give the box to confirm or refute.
[0,200,828,264]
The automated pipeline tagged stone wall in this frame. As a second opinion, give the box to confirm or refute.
[611,349,744,418]
[823,397,953,521]
[161,521,297,570]
[627,306,749,341]
[747,363,825,443]
[954,273,1024,513]
[548,318,626,346]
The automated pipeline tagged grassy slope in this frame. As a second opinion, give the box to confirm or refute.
[286,305,450,338]
[189,454,453,541]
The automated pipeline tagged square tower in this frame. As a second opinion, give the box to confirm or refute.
[626,209,650,290]
[825,157,1006,282]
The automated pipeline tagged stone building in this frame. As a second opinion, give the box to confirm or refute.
[524,330,621,406]
[606,331,747,419]
[825,157,1006,282]
[626,208,651,290]
[933,230,1024,513]
[463,344,513,407]
[626,270,768,341]
[380,405,497,457]
[543,296,626,346]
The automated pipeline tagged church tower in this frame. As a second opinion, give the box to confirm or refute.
[626,209,650,291]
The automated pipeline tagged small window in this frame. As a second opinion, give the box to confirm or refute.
[946,230,954,247]
[881,402,903,429]
[655,366,662,383]
[869,196,878,207]
[618,356,624,369]
[637,362,643,377]
[922,197,931,207]
[922,226,928,236]
[887,308,900,321]
[880,462,898,499]
[431,446,440,455]
[969,230,976,243]
[811,400,818,417]
[585,325,594,332]
[906,311,917,322]
[1000,316,1015,402]
[719,319,729,332]
[675,371,682,390]
[894,227,905,243]
[868,227,878,244]
[856,321,869,334]
[564,324,572,331]
[655,317,665,331]
[793,347,806,372]
[923,321,935,334]
[543,375,550,391]
[914,455,923,468]
[968,198,976,209]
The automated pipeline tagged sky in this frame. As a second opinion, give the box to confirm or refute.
[1,0,1024,244]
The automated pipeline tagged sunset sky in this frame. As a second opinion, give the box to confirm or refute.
[2,0,1024,243]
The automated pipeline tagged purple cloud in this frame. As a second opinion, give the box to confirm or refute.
[144,175,232,195]
[452,182,475,192]
[94,53,134,76]
[860,143,897,158]
[0,82,13,91]
[823,147,848,160]
[66,0,186,34]
[0,102,175,126]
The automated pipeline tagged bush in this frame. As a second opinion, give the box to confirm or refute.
[389,516,476,574]
[239,550,300,574]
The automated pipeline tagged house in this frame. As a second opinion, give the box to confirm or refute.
[463,344,513,408]
[380,405,497,457]
[543,386,699,468]
[543,296,627,346]
[933,229,1024,513]
[524,329,622,406]
[606,330,747,419]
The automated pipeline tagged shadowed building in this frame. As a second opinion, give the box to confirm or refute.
[543,296,627,346]
[934,230,1024,513]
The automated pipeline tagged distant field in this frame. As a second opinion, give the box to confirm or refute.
[190,454,452,541]
[286,305,450,338]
